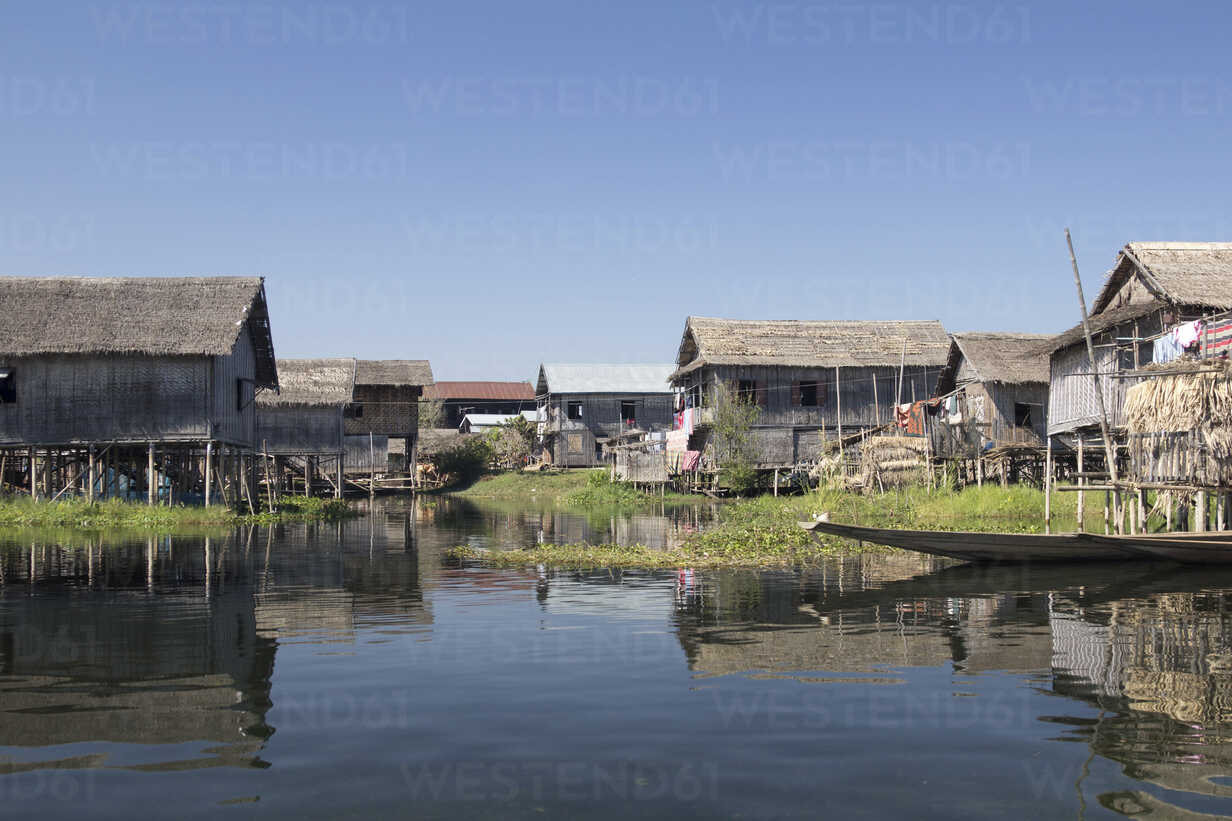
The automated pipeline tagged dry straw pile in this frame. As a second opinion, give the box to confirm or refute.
[1124,361,1232,485]
[857,435,928,490]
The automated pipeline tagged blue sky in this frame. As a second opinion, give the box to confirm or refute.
[3,1,1230,380]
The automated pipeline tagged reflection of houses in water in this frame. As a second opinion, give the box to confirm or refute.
[0,555,275,771]
[677,560,1232,811]
[0,514,429,773]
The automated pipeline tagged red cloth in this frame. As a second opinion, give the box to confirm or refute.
[681,450,701,472]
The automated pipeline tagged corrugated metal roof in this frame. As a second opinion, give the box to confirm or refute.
[424,380,535,401]
[536,363,675,395]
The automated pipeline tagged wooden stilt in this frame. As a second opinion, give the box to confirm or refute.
[204,441,213,507]
[1044,436,1053,534]
[1076,435,1085,532]
[28,446,36,499]
[147,442,156,505]
[1197,490,1209,533]
[335,452,343,500]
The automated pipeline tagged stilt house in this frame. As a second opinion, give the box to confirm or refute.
[344,359,433,475]
[1046,242,1232,441]
[932,332,1052,457]
[255,357,355,495]
[669,317,950,468]
[535,364,676,467]
[0,276,277,501]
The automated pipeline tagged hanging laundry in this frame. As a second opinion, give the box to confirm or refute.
[666,430,689,452]
[681,450,702,472]
[1153,333,1183,364]
[895,403,913,429]
[1174,320,1204,349]
[1205,319,1232,357]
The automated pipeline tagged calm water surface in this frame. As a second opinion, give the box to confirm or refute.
[3,496,1232,818]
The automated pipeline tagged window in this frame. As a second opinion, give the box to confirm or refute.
[737,379,756,404]
[567,401,583,420]
[0,368,14,404]
[799,381,819,407]
[345,404,364,419]
[620,400,636,424]
[235,378,249,411]
[1013,403,1037,427]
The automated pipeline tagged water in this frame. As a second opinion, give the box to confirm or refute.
[3,497,1232,818]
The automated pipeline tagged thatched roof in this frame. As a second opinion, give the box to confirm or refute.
[536,364,675,395]
[672,317,949,379]
[0,276,277,387]
[1040,300,1166,355]
[257,358,355,407]
[1093,242,1232,315]
[936,332,1052,394]
[354,359,433,386]
[424,381,534,401]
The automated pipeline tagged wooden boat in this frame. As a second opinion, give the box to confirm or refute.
[798,519,1134,562]
[1086,532,1232,564]
[799,518,1232,563]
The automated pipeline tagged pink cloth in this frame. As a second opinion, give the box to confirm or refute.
[681,450,701,472]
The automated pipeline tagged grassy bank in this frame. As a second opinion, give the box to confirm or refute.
[448,483,1105,570]
[452,469,704,508]
[0,495,354,530]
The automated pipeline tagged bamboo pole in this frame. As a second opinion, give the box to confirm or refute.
[1196,490,1208,533]
[147,442,155,506]
[336,453,344,500]
[204,441,213,507]
[1066,228,1121,533]
[1076,434,1085,532]
[28,447,35,499]
[834,366,843,464]
[1044,436,1053,534]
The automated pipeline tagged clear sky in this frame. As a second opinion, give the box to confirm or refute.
[3,1,1230,380]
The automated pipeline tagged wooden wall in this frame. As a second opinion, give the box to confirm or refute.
[1048,312,1165,436]
[344,433,390,473]
[542,392,674,439]
[255,405,344,456]
[684,364,939,431]
[212,324,257,447]
[0,353,213,445]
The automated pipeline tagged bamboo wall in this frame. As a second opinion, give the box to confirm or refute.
[344,433,390,473]
[542,392,674,439]
[212,324,257,446]
[255,405,344,456]
[685,364,938,430]
[0,353,213,445]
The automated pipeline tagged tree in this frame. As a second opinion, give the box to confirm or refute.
[418,397,445,429]
[710,381,761,495]
[487,416,537,469]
